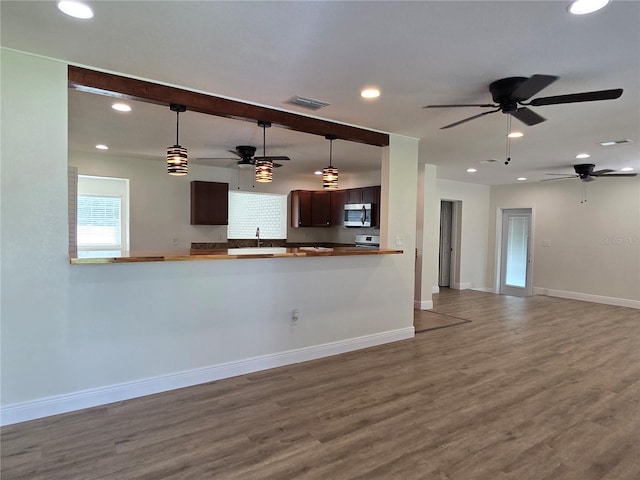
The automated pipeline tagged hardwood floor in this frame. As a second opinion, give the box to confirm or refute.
[2,289,639,479]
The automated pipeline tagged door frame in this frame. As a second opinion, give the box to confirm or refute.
[438,199,462,290]
[494,207,535,296]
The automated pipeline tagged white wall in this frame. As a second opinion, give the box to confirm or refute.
[437,179,491,291]
[489,179,640,305]
[1,50,416,424]
[415,164,439,308]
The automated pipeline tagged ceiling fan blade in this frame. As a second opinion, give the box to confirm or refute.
[227,149,242,158]
[590,169,615,176]
[440,108,501,129]
[196,157,238,161]
[594,173,638,177]
[253,155,291,161]
[512,74,559,101]
[530,88,623,106]
[511,107,546,126]
[423,103,497,108]
[541,176,576,181]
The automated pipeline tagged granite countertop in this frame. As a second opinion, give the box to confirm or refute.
[70,246,403,264]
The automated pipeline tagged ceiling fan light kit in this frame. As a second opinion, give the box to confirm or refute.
[167,104,188,176]
[323,135,339,189]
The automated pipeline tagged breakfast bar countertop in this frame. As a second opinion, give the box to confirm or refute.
[69,246,403,264]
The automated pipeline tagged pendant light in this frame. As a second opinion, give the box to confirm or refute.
[167,104,188,176]
[255,120,273,183]
[323,135,339,189]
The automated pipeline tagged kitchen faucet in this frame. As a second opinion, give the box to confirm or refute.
[256,227,260,247]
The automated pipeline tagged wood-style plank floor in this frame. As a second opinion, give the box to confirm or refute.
[2,289,639,479]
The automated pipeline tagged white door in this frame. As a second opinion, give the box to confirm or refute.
[499,208,532,297]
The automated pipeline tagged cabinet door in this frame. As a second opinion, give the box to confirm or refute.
[363,186,381,227]
[191,181,229,225]
[311,191,331,227]
[290,190,312,227]
[330,190,346,226]
[346,188,362,204]
[361,186,377,204]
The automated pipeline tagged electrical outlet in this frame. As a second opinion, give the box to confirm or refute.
[291,309,299,323]
[172,238,179,246]
[395,234,404,246]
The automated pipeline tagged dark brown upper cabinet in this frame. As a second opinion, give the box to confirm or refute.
[291,190,333,227]
[291,186,379,228]
[330,190,346,227]
[191,181,229,225]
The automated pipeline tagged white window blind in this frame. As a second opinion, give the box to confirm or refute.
[228,191,287,239]
[77,175,129,251]
[77,195,122,248]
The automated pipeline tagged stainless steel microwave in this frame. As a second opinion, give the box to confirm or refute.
[344,203,372,227]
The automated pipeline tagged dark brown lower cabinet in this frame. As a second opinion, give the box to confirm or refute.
[191,181,229,225]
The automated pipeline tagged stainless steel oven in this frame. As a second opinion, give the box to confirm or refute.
[354,234,380,248]
[344,203,372,227]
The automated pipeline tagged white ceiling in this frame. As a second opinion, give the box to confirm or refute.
[2,1,639,185]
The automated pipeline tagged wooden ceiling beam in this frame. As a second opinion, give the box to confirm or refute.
[68,66,389,147]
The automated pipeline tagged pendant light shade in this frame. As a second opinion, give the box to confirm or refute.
[167,104,188,176]
[256,121,273,183]
[323,135,339,189]
[255,158,273,183]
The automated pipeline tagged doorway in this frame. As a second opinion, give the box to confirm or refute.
[439,200,461,288]
[499,208,532,297]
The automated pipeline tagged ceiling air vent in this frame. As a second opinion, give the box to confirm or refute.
[285,95,330,111]
[479,159,499,164]
[599,139,633,146]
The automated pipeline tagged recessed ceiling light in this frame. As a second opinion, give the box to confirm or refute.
[111,103,131,112]
[57,1,94,19]
[466,168,477,173]
[517,177,527,181]
[576,153,590,159]
[95,144,108,150]
[313,170,322,175]
[507,131,524,138]
[360,88,380,99]
[621,167,634,172]
[568,0,610,15]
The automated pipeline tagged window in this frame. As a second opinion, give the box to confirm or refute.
[77,175,129,251]
[228,191,287,239]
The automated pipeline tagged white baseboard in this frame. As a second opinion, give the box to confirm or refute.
[472,287,495,293]
[432,286,440,294]
[450,282,473,290]
[533,287,640,309]
[1,327,414,426]
[414,300,433,310]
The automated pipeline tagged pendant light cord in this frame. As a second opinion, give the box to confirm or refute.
[175,110,180,145]
[329,138,333,167]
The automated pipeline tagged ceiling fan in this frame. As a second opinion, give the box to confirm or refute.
[424,74,623,130]
[544,163,638,182]
[198,144,291,168]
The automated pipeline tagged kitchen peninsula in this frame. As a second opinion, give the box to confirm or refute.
[69,246,402,264]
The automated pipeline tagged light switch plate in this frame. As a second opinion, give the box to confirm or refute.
[395,234,404,246]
